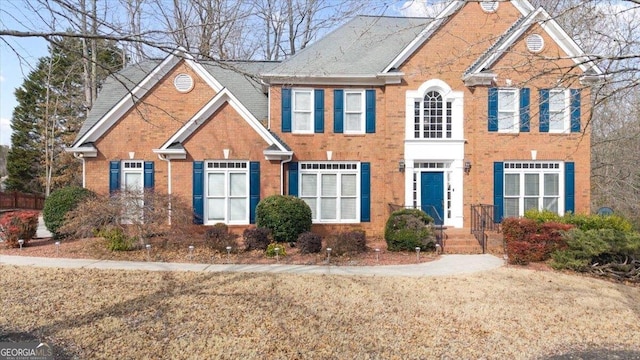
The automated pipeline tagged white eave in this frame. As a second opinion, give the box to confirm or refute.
[152,147,187,160]
[263,149,294,161]
[462,71,497,87]
[65,144,97,158]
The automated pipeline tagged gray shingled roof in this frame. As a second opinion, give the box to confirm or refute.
[266,16,434,77]
[73,59,278,146]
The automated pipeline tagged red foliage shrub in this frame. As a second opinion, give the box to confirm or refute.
[0,211,40,248]
[503,218,573,265]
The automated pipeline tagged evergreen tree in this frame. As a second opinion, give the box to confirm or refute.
[6,37,122,194]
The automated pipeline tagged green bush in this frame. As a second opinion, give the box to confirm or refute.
[96,228,136,251]
[43,186,95,238]
[524,209,634,232]
[384,209,434,251]
[297,232,322,254]
[265,242,286,257]
[256,195,312,244]
[243,227,272,251]
[204,223,239,252]
[326,230,367,256]
[550,229,640,271]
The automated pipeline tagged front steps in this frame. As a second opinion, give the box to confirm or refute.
[441,228,504,254]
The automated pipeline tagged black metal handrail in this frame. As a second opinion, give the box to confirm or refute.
[470,204,499,253]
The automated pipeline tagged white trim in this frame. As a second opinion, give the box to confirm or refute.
[204,160,250,225]
[503,161,565,217]
[343,89,366,134]
[548,88,571,133]
[497,88,520,134]
[292,88,314,134]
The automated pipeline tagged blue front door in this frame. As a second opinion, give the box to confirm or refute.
[421,172,444,225]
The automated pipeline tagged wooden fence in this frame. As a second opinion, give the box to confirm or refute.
[0,191,46,211]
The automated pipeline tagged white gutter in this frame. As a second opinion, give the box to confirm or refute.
[73,153,86,188]
[157,154,172,225]
[280,154,293,195]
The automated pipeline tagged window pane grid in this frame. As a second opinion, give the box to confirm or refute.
[503,163,562,217]
[205,162,249,224]
[299,162,359,222]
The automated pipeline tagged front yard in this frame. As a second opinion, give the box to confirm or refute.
[1,265,639,359]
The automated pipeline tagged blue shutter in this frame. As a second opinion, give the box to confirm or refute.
[314,89,324,133]
[570,89,581,133]
[488,88,498,132]
[250,161,260,224]
[539,89,550,132]
[365,89,376,133]
[360,162,371,222]
[109,161,120,195]
[144,161,154,190]
[493,162,504,222]
[193,161,204,224]
[519,88,530,132]
[565,162,575,214]
[334,89,344,133]
[288,162,299,196]
[282,88,292,132]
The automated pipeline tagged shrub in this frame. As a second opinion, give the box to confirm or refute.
[243,227,272,251]
[524,209,634,232]
[297,232,322,254]
[95,227,136,251]
[265,242,287,257]
[384,209,435,251]
[43,186,95,238]
[256,195,312,244]
[551,229,640,271]
[204,223,239,252]
[502,218,572,265]
[326,230,367,256]
[0,211,39,248]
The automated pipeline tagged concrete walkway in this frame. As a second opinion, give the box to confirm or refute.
[0,253,505,277]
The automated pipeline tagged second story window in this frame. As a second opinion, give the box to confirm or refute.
[293,89,313,133]
[549,89,568,132]
[344,90,365,133]
[498,89,518,132]
[414,91,452,138]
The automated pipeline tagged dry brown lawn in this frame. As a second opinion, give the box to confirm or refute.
[1,265,639,359]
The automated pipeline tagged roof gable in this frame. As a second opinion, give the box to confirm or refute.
[154,88,290,157]
[463,6,603,84]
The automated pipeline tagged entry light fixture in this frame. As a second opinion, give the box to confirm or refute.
[464,160,472,174]
[399,160,405,173]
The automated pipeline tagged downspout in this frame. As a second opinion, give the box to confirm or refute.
[73,153,86,188]
[280,154,293,195]
[157,154,172,224]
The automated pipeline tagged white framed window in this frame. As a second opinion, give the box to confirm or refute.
[414,91,452,139]
[549,89,570,132]
[293,89,313,133]
[503,162,563,218]
[498,88,519,132]
[121,160,144,223]
[299,162,359,223]
[205,161,249,225]
[344,90,365,133]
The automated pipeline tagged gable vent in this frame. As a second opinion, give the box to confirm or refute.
[526,34,545,53]
[480,1,499,13]
[174,73,194,93]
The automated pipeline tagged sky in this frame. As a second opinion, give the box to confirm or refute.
[0,1,49,146]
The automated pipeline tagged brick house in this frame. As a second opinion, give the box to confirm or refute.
[68,0,602,241]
